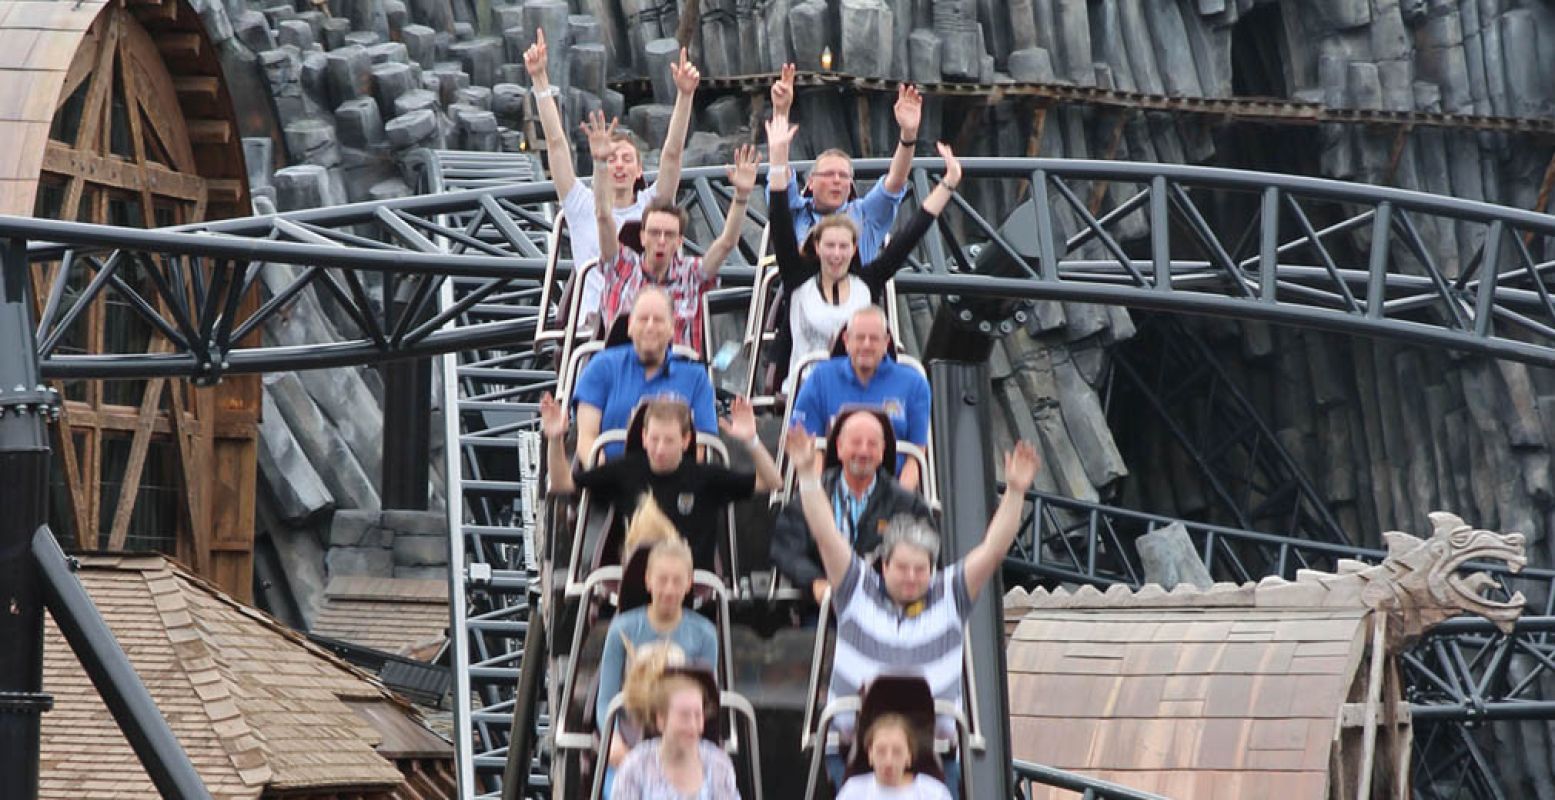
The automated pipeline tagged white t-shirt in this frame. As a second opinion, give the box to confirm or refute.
[785,274,872,393]
[560,180,658,327]
[836,773,953,800]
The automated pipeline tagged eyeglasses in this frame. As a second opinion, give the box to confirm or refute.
[811,170,853,181]
[642,227,680,240]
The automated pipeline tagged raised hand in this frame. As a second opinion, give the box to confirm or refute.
[671,48,701,96]
[785,426,821,477]
[581,110,618,162]
[937,142,961,190]
[524,28,548,82]
[539,392,568,439]
[727,144,759,195]
[718,395,758,441]
[894,82,923,138]
[771,63,796,117]
[764,113,798,151]
[1004,440,1041,495]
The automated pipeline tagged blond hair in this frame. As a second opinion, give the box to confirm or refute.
[645,535,694,579]
[653,673,709,722]
[864,712,917,758]
[620,639,684,731]
[623,494,679,560]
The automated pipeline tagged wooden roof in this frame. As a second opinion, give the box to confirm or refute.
[0,0,106,213]
[1006,597,1369,799]
[311,577,450,658]
[39,554,451,800]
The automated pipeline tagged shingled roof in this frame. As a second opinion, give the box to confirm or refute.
[1003,583,1379,799]
[311,576,449,658]
[39,554,452,800]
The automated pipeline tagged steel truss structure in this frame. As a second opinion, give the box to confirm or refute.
[8,156,1555,800]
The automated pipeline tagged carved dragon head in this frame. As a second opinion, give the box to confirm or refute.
[1360,511,1527,646]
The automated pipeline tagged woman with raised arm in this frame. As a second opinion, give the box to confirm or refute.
[763,113,963,393]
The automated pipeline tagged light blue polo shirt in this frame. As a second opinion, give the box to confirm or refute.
[571,344,717,459]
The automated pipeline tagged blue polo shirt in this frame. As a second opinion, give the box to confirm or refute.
[792,356,930,470]
[571,344,717,459]
[783,179,906,264]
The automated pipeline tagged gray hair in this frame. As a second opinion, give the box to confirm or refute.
[878,514,940,564]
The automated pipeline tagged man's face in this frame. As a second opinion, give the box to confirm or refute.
[807,154,853,214]
[846,314,889,376]
[607,141,642,191]
[640,210,683,274]
[836,413,885,480]
[642,416,690,472]
[628,292,673,359]
[882,544,933,606]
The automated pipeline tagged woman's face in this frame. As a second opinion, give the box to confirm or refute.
[817,226,856,278]
[657,686,705,745]
[646,554,691,611]
[868,725,912,785]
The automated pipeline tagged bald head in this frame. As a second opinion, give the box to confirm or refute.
[845,305,890,380]
[628,287,673,364]
[836,410,886,483]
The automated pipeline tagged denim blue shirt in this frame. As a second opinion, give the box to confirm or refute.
[783,178,907,264]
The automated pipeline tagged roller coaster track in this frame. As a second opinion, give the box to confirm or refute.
[8,156,1555,799]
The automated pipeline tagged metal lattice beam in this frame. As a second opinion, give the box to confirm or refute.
[12,158,1555,379]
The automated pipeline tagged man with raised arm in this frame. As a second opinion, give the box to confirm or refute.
[791,306,931,492]
[540,393,782,572]
[589,111,757,356]
[784,425,1040,799]
[524,30,699,330]
[768,63,922,262]
[570,288,718,462]
[769,408,933,611]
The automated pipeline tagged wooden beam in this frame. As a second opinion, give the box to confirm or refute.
[155,32,201,60]
[41,141,207,202]
[1382,125,1412,186]
[172,76,220,105]
[1088,112,1130,215]
[106,373,168,551]
[186,119,232,145]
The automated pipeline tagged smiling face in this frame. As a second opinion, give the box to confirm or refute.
[628,290,673,362]
[835,412,885,481]
[639,208,683,276]
[807,153,854,214]
[817,225,856,279]
[656,683,706,747]
[845,310,889,378]
[645,546,692,614]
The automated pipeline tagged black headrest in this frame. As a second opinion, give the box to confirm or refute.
[603,312,631,347]
[843,675,946,783]
[822,407,898,477]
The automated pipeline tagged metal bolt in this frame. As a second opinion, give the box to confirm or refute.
[978,321,992,334]
[958,309,973,322]
[999,320,1014,335]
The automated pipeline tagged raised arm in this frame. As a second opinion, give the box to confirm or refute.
[962,441,1040,602]
[540,392,576,494]
[881,83,922,195]
[859,143,960,293]
[764,114,814,288]
[718,396,783,492]
[652,49,700,199]
[585,111,621,264]
[700,144,758,278]
[524,29,576,197]
[786,426,853,588]
[770,62,795,120]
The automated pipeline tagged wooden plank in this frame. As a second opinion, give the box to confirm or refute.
[106,369,167,551]
[121,13,196,171]
[41,140,206,201]
[172,76,219,104]
[166,377,207,574]
[186,119,231,145]
[154,31,200,59]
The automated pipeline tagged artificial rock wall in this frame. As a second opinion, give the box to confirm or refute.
[180,0,1555,790]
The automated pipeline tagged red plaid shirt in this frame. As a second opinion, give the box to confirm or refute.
[599,249,716,355]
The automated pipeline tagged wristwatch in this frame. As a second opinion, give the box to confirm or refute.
[898,137,915,148]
